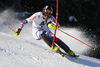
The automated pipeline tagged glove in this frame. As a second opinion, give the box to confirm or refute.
[48,24,56,29]
[48,23,60,29]
[14,29,22,36]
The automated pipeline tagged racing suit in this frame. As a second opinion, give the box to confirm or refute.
[18,12,71,55]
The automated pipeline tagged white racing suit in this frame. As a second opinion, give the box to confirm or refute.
[18,12,60,40]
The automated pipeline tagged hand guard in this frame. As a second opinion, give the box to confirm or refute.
[14,29,22,36]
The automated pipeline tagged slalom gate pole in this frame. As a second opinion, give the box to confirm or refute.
[7,26,15,32]
[51,0,59,51]
[57,28,95,50]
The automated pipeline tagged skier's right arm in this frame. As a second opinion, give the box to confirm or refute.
[14,20,28,36]
[14,14,36,37]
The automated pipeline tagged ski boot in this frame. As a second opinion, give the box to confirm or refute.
[67,50,79,59]
[53,46,66,57]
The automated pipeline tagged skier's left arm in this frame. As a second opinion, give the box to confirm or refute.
[50,16,60,28]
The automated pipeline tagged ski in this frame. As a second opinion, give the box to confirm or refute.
[58,51,80,60]
[45,48,80,60]
[73,55,80,59]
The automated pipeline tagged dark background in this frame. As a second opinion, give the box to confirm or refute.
[0,0,100,59]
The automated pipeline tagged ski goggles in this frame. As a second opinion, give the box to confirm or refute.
[44,13,51,17]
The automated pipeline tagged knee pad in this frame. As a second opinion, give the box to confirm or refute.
[41,32,46,37]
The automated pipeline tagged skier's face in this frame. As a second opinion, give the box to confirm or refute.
[43,15,50,20]
[43,13,51,20]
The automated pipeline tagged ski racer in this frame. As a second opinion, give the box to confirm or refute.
[14,5,78,58]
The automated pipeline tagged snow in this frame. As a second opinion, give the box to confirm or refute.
[0,30,100,67]
[0,9,100,67]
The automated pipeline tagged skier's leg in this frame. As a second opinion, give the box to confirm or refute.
[32,27,60,52]
[40,30,75,56]
[41,32,61,52]
[54,37,76,56]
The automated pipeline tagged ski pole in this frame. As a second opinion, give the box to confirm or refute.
[48,24,95,50]
[7,26,15,32]
[57,28,95,50]
[7,26,18,37]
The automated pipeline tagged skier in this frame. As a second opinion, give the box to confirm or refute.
[14,5,78,58]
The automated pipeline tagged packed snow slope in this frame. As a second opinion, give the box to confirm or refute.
[0,32,100,67]
[0,9,100,67]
